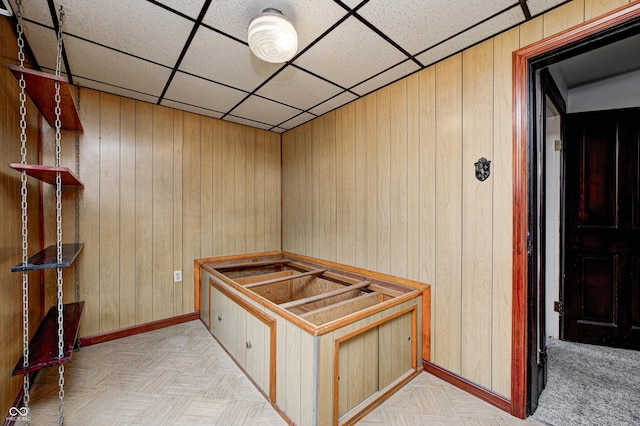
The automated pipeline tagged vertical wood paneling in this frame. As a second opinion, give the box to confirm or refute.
[264,132,281,251]
[254,130,266,252]
[492,27,520,398]
[245,129,255,254]
[234,126,247,254]
[366,94,378,270]
[339,103,356,266]
[200,116,213,255]
[585,0,629,20]
[172,110,184,314]
[519,16,544,48]
[119,98,136,327]
[78,90,101,335]
[99,93,121,331]
[376,87,391,273]
[389,80,408,278]
[134,101,153,325]
[434,55,463,374]
[152,106,174,320]
[543,0,585,37]
[221,122,235,253]
[354,98,368,268]
[182,112,201,313]
[406,74,420,281]
[461,41,494,386]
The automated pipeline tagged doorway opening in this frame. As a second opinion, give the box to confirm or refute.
[512,2,640,419]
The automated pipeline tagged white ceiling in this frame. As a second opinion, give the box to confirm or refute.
[7,0,569,133]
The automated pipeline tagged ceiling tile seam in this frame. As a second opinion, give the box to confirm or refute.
[332,0,370,14]
[60,31,173,71]
[145,0,196,23]
[175,69,251,95]
[413,2,525,62]
[345,57,414,94]
[223,112,278,128]
[272,110,320,130]
[47,0,73,84]
[67,73,160,100]
[520,0,532,20]
[157,0,213,105]
[160,97,226,116]
[289,63,356,95]
[350,12,424,68]
[199,22,248,46]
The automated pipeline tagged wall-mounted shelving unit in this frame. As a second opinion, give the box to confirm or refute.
[9,64,84,377]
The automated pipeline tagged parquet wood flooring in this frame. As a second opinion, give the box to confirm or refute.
[22,321,533,425]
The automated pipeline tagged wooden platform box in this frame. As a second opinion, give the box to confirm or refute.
[195,252,430,426]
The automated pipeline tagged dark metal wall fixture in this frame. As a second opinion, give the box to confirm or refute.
[475,157,491,181]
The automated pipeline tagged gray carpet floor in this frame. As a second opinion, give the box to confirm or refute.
[531,338,640,426]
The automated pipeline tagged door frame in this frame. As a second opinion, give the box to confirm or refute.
[511,2,640,418]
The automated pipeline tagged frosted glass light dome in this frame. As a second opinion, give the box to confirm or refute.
[248,8,298,64]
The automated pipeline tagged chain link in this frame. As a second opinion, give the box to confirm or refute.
[16,0,31,422]
[55,6,66,425]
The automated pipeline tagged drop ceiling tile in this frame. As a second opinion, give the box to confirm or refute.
[351,60,420,96]
[179,26,281,92]
[65,37,172,98]
[154,0,207,19]
[340,0,366,9]
[18,22,61,71]
[231,95,302,127]
[201,0,347,52]
[74,78,159,105]
[294,16,408,89]
[223,115,272,131]
[279,112,317,130]
[161,100,224,119]
[308,91,358,117]
[358,0,515,56]
[256,66,343,111]
[272,127,287,133]
[55,0,192,67]
[416,7,526,67]
[527,0,570,17]
[164,72,247,114]
[8,0,52,25]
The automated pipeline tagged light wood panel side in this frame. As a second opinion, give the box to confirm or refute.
[389,79,408,279]
[585,0,630,20]
[461,40,494,388]
[182,112,202,313]
[434,54,463,374]
[376,87,391,274]
[365,94,378,271]
[134,100,154,325]
[119,97,137,327]
[406,74,420,282]
[152,105,175,320]
[543,0,585,37]
[337,103,356,266]
[210,118,223,257]
[245,129,256,254]
[492,27,520,399]
[221,122,236,253]
[254,129,267,252]
[79,88,102,335]
[234,124,247,254]
[200,116,214,256]
[354,98,368,269]
[172,110,184,315]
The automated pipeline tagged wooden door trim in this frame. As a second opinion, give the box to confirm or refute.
[511,2,640,418]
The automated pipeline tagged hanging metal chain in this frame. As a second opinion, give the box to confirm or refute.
[15,0,31,423]
[55,7,66,425]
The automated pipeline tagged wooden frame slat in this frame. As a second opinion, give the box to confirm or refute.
[243,268,326,289]
[279,280,371,310]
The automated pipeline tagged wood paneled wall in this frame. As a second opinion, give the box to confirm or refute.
[282,0,631,399]
[39,89,281,337]
[0,16,43,419]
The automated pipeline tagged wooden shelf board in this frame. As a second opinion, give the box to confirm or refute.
[8,65,83,131]
[9,163,84,187]
[13,302,84,376]
[11,243,84,272]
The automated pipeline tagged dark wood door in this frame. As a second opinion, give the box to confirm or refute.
[563,108,640,350]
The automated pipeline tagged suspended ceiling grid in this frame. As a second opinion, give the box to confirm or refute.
[7,0,569,133]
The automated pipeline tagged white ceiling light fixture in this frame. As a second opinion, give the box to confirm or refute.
[248,8,298,64]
